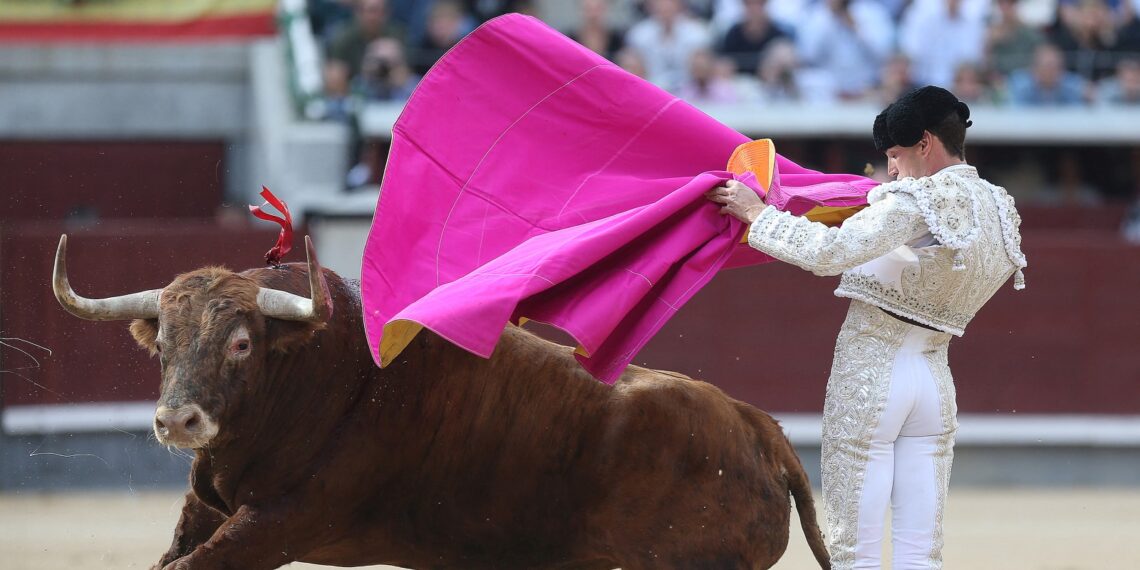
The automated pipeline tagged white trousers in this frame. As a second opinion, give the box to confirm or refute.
[822,302,957,570]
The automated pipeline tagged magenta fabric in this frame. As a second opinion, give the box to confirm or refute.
[360,14,877,382]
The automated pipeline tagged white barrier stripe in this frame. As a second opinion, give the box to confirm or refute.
[774,413,1140,447]
[5,405,1140,446]
[3,402,156,435]
[360,102,1140,145]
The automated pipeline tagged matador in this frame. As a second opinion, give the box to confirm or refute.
[708,85,1028,569]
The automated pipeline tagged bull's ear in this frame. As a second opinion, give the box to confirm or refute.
[266,319,326,353]
[130,318,160,356]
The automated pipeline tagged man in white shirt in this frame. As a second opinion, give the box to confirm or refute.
[624,0,713,94]
[796,0,895,99]
[899,0,988,87]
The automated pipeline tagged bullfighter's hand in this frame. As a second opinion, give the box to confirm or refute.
[705,179,768,224]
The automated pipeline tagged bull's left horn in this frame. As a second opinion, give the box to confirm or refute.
[255,236,333,323]
[53,234,162,321]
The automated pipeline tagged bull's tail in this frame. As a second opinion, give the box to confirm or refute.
[737,404,831,569]
[778,430,830,569]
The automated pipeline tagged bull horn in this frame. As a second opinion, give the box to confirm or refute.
[255,236,333,323]
[53,234,162,321]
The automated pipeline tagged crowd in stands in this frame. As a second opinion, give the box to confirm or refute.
[311,0,1140,115]
[312,0,540,121]
[307,0,1140,220]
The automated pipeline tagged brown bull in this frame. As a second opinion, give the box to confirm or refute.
[53,234,829,570]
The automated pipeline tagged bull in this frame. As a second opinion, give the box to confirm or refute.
[53,234,830,569]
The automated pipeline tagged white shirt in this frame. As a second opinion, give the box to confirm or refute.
[899,0,987,87]
[624,16,713,94]
[796,0,895,96]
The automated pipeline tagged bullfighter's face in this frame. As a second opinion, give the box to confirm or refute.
[131,270,266,449]
[884,134,930,181]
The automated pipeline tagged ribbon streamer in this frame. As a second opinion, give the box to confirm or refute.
[248,186,293,266]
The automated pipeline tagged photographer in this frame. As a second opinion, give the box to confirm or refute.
[352,37,421,102]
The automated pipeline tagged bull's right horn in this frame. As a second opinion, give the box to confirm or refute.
[255,236,333,324]
[53,235,161,321]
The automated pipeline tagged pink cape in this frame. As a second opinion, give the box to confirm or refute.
[360,14,877,382]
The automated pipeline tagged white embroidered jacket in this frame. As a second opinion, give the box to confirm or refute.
[748,164,1027,336]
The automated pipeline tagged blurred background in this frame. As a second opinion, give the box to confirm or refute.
[1,0,1139,567]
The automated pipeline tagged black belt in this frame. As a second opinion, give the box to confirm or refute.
[879,307,940,332]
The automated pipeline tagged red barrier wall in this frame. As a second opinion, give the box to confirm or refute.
[635,227,1140,414]
[3,220,1137,414]
[0,141,225,222]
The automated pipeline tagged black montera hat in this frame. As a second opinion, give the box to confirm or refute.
[873,86,972,151]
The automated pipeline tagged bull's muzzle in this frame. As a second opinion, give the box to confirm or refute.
[154,405,218,448]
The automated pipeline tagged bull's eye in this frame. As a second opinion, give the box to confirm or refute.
[231,339,251,356]
[228,325,252,358]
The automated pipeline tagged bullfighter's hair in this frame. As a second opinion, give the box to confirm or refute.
[873,85,972,152]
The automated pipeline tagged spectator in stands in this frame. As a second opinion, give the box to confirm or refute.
[625,0,713,93]
[309,0,357,43]
[387,0,429,46]
[717,0,788,76]
[684,0,806,39]
[873,53,919,105]
[758,0,811,36]
[797,0,894,100]
[754,39,802,102]
[709,0,745,34]
[462,0,534,23]
[628,0,699,19]
[344,37,419,189]
[899,0,987,87]
[615,47,649,80]
[327,0,404,81]
[952,62,1001,104]
[389,0,470,48]
[1051,0,1121,80]
[516,0,540,18]
[1097,56,1140,103]
[568,0,624,60]
[678,49,741,103]
[1009,39,1098,205]
[986,0,1045,77]
[1009,42,1090,104]
[352,37,421,102]
[408,0,467,75]
[1118,0,1140,54]
[319,59,356,122]
[1057,0,1130,30]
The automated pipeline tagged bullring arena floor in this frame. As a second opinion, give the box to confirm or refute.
[2,489,1138,568]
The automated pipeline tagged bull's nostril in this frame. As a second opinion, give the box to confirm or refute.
[154,406,209,443]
